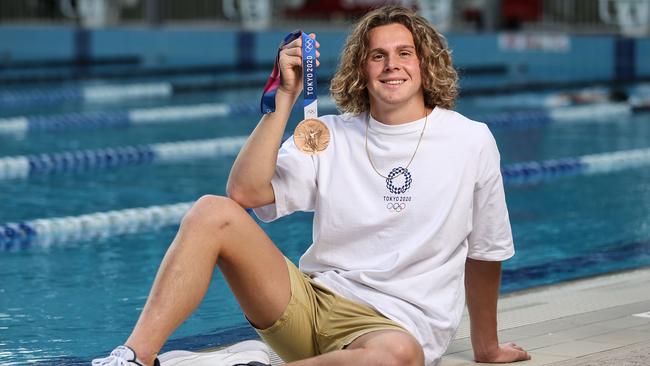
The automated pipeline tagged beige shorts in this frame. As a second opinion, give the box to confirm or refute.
[255,258,408,362]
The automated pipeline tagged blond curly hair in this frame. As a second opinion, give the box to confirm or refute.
[330,5,458,114]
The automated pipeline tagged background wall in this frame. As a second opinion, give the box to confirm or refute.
[0,25,647,91]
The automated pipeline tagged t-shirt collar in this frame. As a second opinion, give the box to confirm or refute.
[368,107,439,135]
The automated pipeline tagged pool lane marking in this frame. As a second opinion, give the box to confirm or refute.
[128,103,230,124]
[0,99,632,137]
[0,99,338,136]
[0,103,244,136]
[1,140,650,182]
[0,202,194,248]
[83,83,173,102]
[479,102,632,128]
[2,147,650,247]
[0,117,29,137]
[0,82,173,108]
[0,136,248,181]
[502,147,650,184]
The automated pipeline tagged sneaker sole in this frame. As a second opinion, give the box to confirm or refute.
[159,339,269,362]
[159,348,269,366]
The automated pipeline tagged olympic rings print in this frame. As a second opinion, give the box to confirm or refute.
[386,167,412,194]
[387,202,406,212]
[304,37,314,52]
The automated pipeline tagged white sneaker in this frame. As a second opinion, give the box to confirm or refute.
[92,345,160,366]
[158,340,271,366]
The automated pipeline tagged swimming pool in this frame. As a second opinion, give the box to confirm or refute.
[1,81,649,365]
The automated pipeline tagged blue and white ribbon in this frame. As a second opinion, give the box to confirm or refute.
[260,30,319,119]
[301,32,318,120]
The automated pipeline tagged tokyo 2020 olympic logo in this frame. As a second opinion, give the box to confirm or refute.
[386,203,406,212]
[304,38,314,52]
[386,167,412,194]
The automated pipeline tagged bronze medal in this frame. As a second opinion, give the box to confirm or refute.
[293,118,330,155]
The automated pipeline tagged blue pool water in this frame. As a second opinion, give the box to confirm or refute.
[1,82,650,365]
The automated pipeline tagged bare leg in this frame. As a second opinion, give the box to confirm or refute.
[121,195,423,366]
[284,330,424,366]
[125,195,291,365]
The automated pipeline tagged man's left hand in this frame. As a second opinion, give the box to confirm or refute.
[474,342,531,363]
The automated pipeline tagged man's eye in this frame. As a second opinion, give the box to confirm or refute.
[372,54,384,60]
[400,51,411,57]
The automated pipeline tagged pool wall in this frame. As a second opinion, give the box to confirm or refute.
[1,25,649,89]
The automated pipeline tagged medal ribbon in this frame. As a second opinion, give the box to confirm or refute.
[301,32,318,120]
[261,30,318,120]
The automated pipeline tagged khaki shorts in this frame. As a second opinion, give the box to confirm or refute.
[255,258,408,362]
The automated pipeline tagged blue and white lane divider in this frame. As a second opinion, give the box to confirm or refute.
[501,147,650,184]
[0,103,243,137]
[0,202,193,249]
[0,99,338,137]
[0,99,629,138]
[0,133,649,182]
[0,136,248,180]
[0,82,173,107]
[2,147,650,249]
[480,102,632,128]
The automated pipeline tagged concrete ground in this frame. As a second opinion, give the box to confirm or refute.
[442,267,650,366]
[198,267,650,366]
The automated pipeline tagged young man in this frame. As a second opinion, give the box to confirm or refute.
[93,5,530,366]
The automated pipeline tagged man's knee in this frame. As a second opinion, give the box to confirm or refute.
[355,331,424,366]
[382,337,424,366]
[181,195,245,232]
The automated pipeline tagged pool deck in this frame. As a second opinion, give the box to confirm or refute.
[221,267,650,366]
[441,266,650,366]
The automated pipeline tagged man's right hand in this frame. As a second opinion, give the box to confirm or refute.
[278,33,320,98]
[227,33,320,208]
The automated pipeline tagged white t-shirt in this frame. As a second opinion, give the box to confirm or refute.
[254,107,514,365]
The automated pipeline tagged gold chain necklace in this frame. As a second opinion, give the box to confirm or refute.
[365,108,429,179]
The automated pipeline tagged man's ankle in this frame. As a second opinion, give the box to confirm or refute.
[124,343,157,366]
[140,356,158,366]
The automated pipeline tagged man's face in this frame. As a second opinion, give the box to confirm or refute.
[364,23,424,116]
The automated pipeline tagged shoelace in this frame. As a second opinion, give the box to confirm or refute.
[93,346,138,366]
[97,355,131,366]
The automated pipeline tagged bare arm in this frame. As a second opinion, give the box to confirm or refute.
[227,34,319,208]
[227,90,297,208]
[465,258,530,363]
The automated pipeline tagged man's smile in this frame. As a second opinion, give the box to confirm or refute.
[380,78,407,86]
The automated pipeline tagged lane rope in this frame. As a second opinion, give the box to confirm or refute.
[502,147,650,184]
[2,146,650,248]
[0,136,248,180]
[0,83,173,108]
[0,100,634,137]
[0,71,337,107]
[0,99,339,137]
[0,202,193,250]
[1,136,649,182]
[478,102,632,128]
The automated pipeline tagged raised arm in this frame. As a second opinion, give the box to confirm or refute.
[464,258,530,363]
[227,34,318,208]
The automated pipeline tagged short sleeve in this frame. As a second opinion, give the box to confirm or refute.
[467,125,515,261]
[252,136,317,222]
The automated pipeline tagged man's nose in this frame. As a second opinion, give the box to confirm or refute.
[384,54,400,71]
